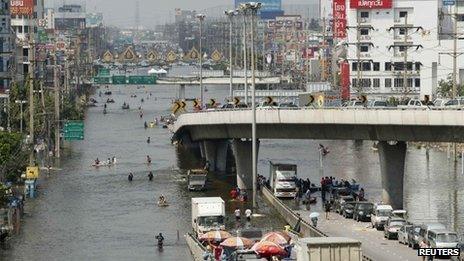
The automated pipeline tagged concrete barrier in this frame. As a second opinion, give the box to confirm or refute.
[261,187,326,237]
[185,233,207,261]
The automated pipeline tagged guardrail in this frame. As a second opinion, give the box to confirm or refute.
[181,106,463,115]
[261,187,374,261]
[185,232,207,261]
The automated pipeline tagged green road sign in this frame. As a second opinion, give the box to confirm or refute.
[128,75,157,85]
[112,75,127,84]
[64,131,84,141]
[98,68,110,77]
[94,77,111,84]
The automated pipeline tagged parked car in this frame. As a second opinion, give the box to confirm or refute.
[371,204,393,230]
[353,202,374,222]
[342,202,356,218]
[334,195,354,214]
[444,98,464,109]
[428,229,459,248]
[391,209,407,220]
[345,100,364,108]
[434,98,448,107]
[398,224,413,245]
[367,100,388,108]
[384,218,407,239]
[398,98,432,109]
[408,225,421,249]
[418,223,447,246]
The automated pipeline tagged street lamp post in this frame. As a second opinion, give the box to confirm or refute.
[242,2,262,209]
[15,100,27,133]
[225,10,237,100]
[196,14,206,108]
[239,8,249,105]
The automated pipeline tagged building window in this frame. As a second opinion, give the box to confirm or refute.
[360,28,369,35]
[398,46,406,52]
[373,78,380,88]
[352,62,358,71]
[394,62,404,71]
[415,62,421,71]
[360,12,369,18]
[407,78,413,87]
[24,26,28,33]
[407,62,413,71]
[373,62,380,71]
[394,78,404,88]
[399,28,406,35]
[360,45,369,52]
[33,12,37,18]
[415,78,421,87]
[399,11,408,18]
[385,78,392,88]
[362,62,371,71]
[385,62,392,71]
[18,26,23,33]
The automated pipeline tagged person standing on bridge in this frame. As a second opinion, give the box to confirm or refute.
[324,200,332,219]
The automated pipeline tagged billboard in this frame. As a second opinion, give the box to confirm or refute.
[10,0,34,16]
[235,0,282,11]
[350,0,392,9]
[333,0,347,39]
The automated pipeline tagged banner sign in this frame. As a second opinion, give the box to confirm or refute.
[10,0,34,16]
[350,0,392,9]
[333,0,347,39]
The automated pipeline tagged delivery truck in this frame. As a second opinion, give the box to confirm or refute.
[269,162,298,198]
[191,197,226,236]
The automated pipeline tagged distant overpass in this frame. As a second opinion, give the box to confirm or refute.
[172,108,464,209]
[157,76,282,85]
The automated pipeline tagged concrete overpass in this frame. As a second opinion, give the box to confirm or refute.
[157,76,281,85]
[172,108,464,209]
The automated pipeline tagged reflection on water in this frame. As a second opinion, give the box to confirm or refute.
[2,81,464,260]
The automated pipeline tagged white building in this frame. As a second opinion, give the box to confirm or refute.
[345,0,464,98]
[10,0,44,81]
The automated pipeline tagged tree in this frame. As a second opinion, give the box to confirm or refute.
[437,74,464,98]
[309,19,321,31]
[0,132,29,182]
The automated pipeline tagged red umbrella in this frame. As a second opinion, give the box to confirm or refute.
[252,241,287,258]
[261,231,291,245]
[199,230,232,242]
[220,236,254,250]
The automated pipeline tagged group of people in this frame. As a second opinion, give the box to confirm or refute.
[127,171,155,181]
[234,207,253,222]
[94,157,116,166]
[256,175,269,191]
[229,187,247,202]
[320,176,359,202]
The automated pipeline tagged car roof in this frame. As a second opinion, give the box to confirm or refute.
[429,229,456,233]
[389,218,406,222]
[376,205,393,210]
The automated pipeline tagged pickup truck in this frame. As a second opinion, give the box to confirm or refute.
[398,99,433,110]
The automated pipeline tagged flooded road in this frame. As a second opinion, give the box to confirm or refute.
[2,78,464,260]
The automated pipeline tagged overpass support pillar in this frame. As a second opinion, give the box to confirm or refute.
[215,140,229,173]
[378,141,407,210]
[232,139,260,191]
[178,84,186,99]
[204,141,218,172]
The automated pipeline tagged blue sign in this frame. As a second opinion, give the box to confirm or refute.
[443,0,455,5]
[235,0,282,11]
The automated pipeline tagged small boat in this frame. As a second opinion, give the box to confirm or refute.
[157,201,169,207]
[92,162,114,167]
[149,122,155,128]
[122,104,130,110]
[106,99,115,103]
[103,109,107,115]
[104,91,112,95]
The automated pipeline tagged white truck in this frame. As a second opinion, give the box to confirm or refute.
[269,162,298,198]
[398,98,432,110]
[191,197,226,236]
[295,237,362,261]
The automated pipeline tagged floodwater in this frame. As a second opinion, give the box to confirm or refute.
[2,72,464,260]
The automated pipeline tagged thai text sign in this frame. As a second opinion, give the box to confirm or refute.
[333,0,347,39]
[10,0,34,16]
[350,0,392,9]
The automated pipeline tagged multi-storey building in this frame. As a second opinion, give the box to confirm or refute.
[344,0,464,98]
[0,0,13,91]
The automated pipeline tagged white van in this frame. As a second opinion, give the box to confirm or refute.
[371,204,393,230]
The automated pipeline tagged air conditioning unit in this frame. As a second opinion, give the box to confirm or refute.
[360,35,371,40]
[361,18,368,23]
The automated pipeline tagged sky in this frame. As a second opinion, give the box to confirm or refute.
[50,0,316,28]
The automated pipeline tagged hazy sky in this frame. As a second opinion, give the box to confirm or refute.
[50,0,314,28]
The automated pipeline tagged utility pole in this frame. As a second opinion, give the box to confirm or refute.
[196,14,206,108]
[321,16,327,81]
[225,10,237,100]
[403,14,409,93]
[242,10,249,105]
[28,14,35,165]
[54,58,60,158]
